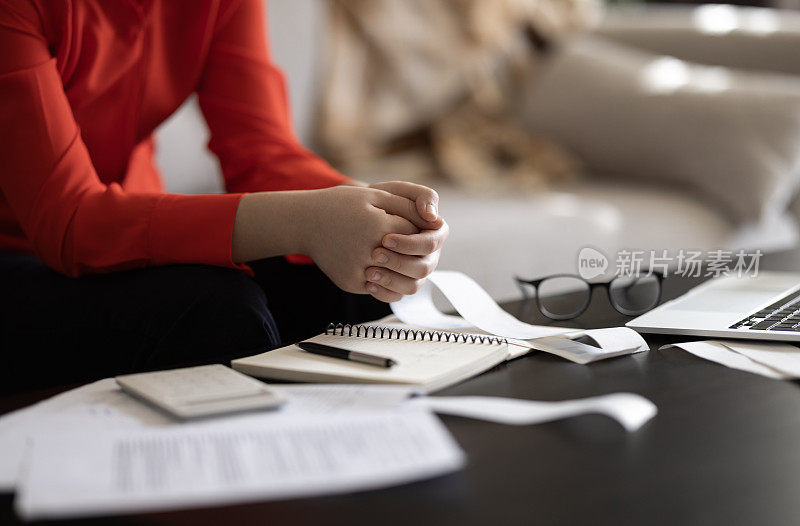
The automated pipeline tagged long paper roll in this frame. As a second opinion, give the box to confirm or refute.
[392,270,574,339]
[412,392,657,432]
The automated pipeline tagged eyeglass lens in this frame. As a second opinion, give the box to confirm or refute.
[537,276,591,319]
[608,274,661,315]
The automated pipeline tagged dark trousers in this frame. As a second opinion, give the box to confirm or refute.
[0,253,390,395]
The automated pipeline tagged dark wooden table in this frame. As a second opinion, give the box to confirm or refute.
[4,250,800,525]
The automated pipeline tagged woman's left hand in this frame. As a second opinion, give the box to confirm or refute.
[363,181,449,302]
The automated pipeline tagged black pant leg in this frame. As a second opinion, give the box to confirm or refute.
[249,257,391,345]
[0,253,391,394]
[0,253,280,394]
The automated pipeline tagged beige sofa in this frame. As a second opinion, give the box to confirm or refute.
[156,3,800,301]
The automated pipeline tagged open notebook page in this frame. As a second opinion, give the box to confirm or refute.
[232,333,509,393]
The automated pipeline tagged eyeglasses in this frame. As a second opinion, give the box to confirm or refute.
[514,272,663,320]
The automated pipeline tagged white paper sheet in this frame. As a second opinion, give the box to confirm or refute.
[392,270,575,339]
[412,393,657,432]
[0,381,416,492]
[661,341,790,379]
[15,411,465,520]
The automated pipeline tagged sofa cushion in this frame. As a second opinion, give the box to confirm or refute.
[520,34,800,225]
[433,180,797,301]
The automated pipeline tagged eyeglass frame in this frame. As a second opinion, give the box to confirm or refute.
[514,271,664,320]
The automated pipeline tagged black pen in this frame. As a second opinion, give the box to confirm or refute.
[298,341,396,368]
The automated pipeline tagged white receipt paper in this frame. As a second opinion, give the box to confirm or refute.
[663,341,797,379]
[16,411,464,520]
[391,271,648,363]
[392,270,574,339]
[719,340,800,377]
[530,328,648,364]
[414,393,657,432]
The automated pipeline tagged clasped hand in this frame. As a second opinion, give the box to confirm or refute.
[306,181,448,303]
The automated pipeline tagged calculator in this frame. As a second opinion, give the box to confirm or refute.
[115,364,285,419]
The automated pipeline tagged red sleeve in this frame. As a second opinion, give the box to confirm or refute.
[197,0,349,193]
[0,1,247,277]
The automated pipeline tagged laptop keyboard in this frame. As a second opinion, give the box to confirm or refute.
[730,289,800,331]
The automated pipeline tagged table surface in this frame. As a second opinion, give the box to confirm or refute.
[4,250,800,526]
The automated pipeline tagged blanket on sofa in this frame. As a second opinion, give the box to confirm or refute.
[315,0,601,191]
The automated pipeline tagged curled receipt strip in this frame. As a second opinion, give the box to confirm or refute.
[391,271,576,339]
[390,277,476,331]
[391,271,649,363]
[411,393,657,432]
[662,341,794,379]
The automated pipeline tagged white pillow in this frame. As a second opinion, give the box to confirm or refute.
[521,35,800,224]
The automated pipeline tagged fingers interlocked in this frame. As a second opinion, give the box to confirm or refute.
[362,181,448,303]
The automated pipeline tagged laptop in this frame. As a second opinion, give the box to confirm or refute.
[627,271,800,342]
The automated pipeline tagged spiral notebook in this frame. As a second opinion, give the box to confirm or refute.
[231,324,510,393]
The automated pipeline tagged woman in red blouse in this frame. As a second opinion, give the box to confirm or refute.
[0,0,449,393]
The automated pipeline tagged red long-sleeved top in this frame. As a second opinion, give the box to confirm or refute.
[0,0,346,276]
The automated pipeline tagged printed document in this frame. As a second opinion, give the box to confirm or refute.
[0,380,414,491]
[16,411,464,520]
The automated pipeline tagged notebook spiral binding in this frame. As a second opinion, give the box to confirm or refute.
[326,323,507,345]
